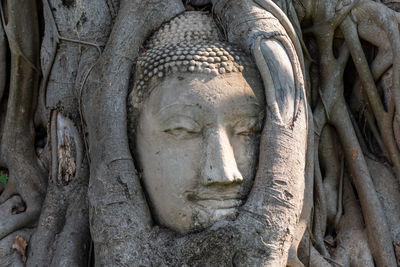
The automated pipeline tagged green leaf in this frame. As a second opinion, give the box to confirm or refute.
[0,172,7,185]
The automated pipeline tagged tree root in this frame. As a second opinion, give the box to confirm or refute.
[319,125,342,227]
[352,1,400,138]
[331,99,396,266]
[332,178,374,266]
[298,231,332,267]
[27,113,90,266]
[341,2,400,178]
[0,0,45,242]
[366,157,400,243]
[306,1,398,264]
[287,106,315,267]
[312,147,328,257]
[0,205,41,240]
[0,227,33,266]
[341,17,400,169]
[0,13,6,104]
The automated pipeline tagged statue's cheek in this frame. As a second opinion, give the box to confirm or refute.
[230,134,261,183]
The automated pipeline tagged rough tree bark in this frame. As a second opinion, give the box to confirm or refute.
[0,0,400,266]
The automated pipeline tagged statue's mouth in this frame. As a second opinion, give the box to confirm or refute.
[184,191,243,210]
[194,199,242,210]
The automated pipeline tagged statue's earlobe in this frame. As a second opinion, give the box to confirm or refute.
[253,36,299,126]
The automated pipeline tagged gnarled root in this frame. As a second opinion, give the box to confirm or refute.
[27,113,90,266]
[366,157,400,243]
[0,163,43,240]
[331,178,374,266]
[340,1,400,178]
[0,0,44,242]
[331,99,396,266]
[0,227,33,267]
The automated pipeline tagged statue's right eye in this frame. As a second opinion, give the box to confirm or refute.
[163,127,200,139]
[161,116,201,139]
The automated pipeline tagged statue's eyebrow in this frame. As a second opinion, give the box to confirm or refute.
[155,103,206,126]
[156,102,201,116]
[223,102,262,115]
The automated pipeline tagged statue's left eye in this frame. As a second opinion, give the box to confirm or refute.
[233,117,262,136]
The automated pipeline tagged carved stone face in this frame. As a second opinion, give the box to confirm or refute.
[135,72,265,233]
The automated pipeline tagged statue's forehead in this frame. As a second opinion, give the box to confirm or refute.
[148,73,264,112]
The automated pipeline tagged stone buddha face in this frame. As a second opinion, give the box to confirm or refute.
[129,11,265,233]
[134,71,264,233]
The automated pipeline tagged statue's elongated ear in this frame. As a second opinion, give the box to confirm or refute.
[253,36,296,125]
[211,0,305,126]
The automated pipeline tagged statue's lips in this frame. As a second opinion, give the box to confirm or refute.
[184,189,243,209]
[194,199,242,209]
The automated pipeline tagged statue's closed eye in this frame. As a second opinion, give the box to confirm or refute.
[233,117,262,136]
[161,116,201,139]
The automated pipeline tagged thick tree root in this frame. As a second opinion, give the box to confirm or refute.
[0,161,43,240]
[27,113,90,266]
[287,106,315,267]
[0,0,44,243]
[341,16,400,178]
[331,99,396,266]
[367,158,400,243]
[312,148,328,257]
[0,14,6,103]
[332,178,374,266]
[304,1,398,264]
[0,227,33,267]
[297,231,332,267]
[0,206,40,240]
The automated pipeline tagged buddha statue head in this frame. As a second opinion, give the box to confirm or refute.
[128,11,265,233]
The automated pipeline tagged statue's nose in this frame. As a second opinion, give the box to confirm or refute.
[200,127,243,185]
